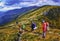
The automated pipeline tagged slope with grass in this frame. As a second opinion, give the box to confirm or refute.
[17,5,60,41]
[0,5,60,41]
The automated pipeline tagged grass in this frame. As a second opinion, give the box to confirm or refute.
[0,5,60,41]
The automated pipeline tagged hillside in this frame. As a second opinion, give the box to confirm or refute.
[0,5,60,41]
[17,5,60,29]
[0,6,38,26]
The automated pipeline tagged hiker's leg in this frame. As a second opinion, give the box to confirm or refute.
[32,28,34,31]
[42,31,44,38]
[44,32,46,38]
[42,31,46,38]
[31,27,33,31]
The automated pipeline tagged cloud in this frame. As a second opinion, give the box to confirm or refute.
[4,0,20,5]
[0,6,22,12]
[46,0,60,6]
[0,2,5,6]
[19,0,60,7]
[0,0,60,12]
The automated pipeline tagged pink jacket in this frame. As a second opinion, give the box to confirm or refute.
[42,22,47,32]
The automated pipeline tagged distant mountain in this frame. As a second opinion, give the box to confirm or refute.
[0,6,39,25]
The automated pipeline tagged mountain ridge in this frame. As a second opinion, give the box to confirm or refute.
[0,6,39,25]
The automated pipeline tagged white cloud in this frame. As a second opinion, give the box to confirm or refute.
[19,2,36,7]
[0,6,22,12]
[0,2,5,6]
[0,0,60,12]
[19,0,60,7]
[45,0,60,6]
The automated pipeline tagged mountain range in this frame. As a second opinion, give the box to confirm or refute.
[0,6,38,25]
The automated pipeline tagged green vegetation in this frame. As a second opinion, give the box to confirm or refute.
[46,8,60,29]
[0,5,60,41]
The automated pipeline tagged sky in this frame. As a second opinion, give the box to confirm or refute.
[0,0,60,12]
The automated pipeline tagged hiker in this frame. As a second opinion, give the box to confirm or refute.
[16,21,23,33]
[16,22,26,33]
[16,22,21,31]
[16,22,23,35]
[15,22,22,41]
[42,20,47,38]
[31,21,37,31]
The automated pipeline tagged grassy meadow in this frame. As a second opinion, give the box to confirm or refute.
[0,5,60,41]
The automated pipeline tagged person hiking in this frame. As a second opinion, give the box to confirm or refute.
[42,20,47,38]
[15,22,22,41]
[16,22,22,32]
[31,21,37,31]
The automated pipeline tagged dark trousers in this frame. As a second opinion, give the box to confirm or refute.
[31,27,34,31]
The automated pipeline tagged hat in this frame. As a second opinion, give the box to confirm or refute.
[42,19,45,23]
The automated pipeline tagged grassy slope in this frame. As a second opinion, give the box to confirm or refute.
[0,5,60,41]
[17,5,60,41]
